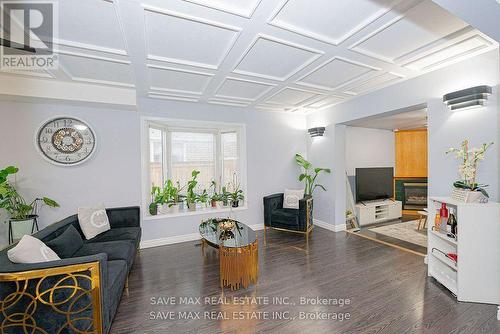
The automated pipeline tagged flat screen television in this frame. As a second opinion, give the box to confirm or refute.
[355,167,394,202]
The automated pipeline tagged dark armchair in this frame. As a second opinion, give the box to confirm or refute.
[263,193,313,243]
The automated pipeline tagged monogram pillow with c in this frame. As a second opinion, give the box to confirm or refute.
[283,189,304,209]
[78,204,110,240]
[7,235,60,264]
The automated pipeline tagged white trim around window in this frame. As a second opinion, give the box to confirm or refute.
[140,116,247,219]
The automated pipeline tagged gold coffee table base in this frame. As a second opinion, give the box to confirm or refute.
[219,239,258,291]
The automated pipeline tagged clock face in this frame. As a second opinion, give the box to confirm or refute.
[36,117,96,166]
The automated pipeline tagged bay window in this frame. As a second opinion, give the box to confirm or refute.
[143,118,246,217]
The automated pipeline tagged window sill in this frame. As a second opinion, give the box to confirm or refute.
[143,205,248,221]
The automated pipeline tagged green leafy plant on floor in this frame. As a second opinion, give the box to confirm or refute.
[295,154,331,197]
[0,166,59,221]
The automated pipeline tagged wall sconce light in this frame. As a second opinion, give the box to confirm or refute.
[308,127,325,137]
[443,85,492,111]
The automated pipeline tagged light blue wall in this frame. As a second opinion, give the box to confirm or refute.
[0,98,307,248]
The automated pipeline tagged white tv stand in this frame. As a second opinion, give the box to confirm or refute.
[355,199,402,226]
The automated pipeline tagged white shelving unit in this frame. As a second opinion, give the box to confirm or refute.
[428,197,500,320]
[355,200,402,226]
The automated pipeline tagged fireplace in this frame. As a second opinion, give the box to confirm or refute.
[402,182,428,210]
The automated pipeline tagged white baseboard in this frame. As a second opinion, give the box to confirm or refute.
[314,219,346,232]
[140,233,200,249]
[140,223,265,249]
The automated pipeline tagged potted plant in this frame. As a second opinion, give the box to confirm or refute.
[209,181,224,208]
[0,166,59,240]
[229,188,244,208]
[295,154,331,197]
[169,180,186,212]
[446,140,493,202]
[186,170,200,211]
[221,186,230,207]
[149,184,161,215]
[197,189,209,208]
[161,180,185,214]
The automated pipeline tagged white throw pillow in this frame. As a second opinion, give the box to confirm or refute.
[78,204,110,240]
[8,235,60,264]
[283,189,304,209]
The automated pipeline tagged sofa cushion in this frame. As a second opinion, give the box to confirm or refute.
[86,227,141,246]
[74,240,136,268]
[271,208,299,227]
[7,235,60,264]
[283,189,303,209]
[78,204,111,240]
[45,225,84,258]
[106,260,128,330]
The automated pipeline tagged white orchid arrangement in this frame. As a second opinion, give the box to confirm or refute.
[446,140,493,197]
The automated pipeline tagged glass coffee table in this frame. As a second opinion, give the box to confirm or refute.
[199,218,258,290]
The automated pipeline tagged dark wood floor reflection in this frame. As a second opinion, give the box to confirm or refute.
[110,227,498,334]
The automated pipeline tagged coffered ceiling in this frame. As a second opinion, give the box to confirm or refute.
[1,0,497,113]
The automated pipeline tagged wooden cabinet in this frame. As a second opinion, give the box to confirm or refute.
[395,129,427,177]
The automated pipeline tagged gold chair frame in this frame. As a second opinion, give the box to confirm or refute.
[0,262,103,334]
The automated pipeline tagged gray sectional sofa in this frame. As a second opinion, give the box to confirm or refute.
[0,206,141,334]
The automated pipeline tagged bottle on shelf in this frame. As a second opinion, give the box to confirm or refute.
[439,203,448,233]
[447,207,457,238]
[434,209,441,231]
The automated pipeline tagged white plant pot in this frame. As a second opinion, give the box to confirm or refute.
[187,202,196,211]
[11,217,35,242]
[157,204,170,215]
[169,204,180,214]
[451,188,488,203]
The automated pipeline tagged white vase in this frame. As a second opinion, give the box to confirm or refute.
[451,188,488,203]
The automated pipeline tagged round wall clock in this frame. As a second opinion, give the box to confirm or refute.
[36,117,96,166]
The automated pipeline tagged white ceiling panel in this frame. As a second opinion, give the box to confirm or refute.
[233,36,322,80]
[144,6,240,69]
[59,54,134,87]
[208,98,251,107]
[148,65,213,95]
[183,0,262,18]
[350,0,469,63]
[306,95,347,109]
[297,57,378,90]
[343,72,403,95]
[9,0,497,114]
[214,78,274,101]
[403,35,492,71]
[58,0,127,52]
[265,87,320,106]
[270,0,395,45]
[149,92,199,102]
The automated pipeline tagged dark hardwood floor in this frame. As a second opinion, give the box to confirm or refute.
[110,227,499,334]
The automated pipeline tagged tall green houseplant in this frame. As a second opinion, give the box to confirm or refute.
[295,154,331,196]
[0,166,59,220]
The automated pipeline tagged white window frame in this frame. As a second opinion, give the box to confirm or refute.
[141,117,247,219]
